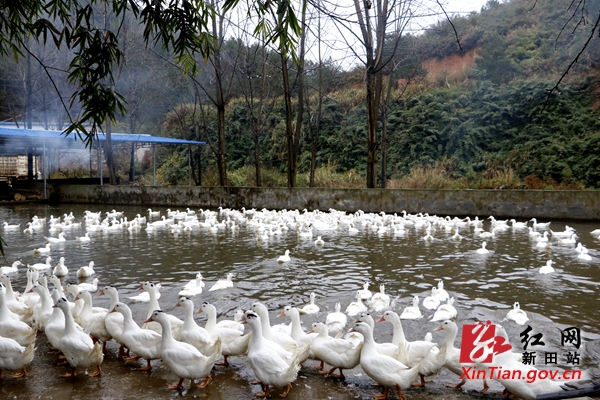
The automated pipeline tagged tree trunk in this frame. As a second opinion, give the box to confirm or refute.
[281,54,295,188]
[293,5,307,187]
[104,119,117,185]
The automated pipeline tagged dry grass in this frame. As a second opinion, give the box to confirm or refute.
[140,163,586,190]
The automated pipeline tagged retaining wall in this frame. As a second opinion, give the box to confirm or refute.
[36,184,600,220]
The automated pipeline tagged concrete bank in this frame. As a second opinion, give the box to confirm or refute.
[36,183,600,220]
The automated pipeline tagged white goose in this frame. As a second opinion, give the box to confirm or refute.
[308,321,363,379]
[52,257,69,277]
[435,280,449,301]
[178,272,205,297]
[476,241,490,254]
[110,302,162,370]
[369,284,391,312]
[433,320,474,390]
[0,335,35,380]
[139,281,183,334]
[77,261,95,278]
[277,306,318,361]
[146,310,221,390]
[422,287,441,310]
[400,296,422,319]
[33,243,51,256]
[209,272,235,291]
[539,260,555,274]
[325,303,347,336]
[530,218,551,230]
[431,297,457,321]
[249,302,298,351]
[357,281,372,300]
[378,310,441,387]
[29,256,53,271]
[0,275,32,323]
[242,310,308,398]
[73,290,111,352]
[350,321,420,400]
[504,301,529,325]
[277,250,291,263]
[54,297,103,377]
[174,297,218,356]
[345,291,367,317]
[199,302,251,365]
[0,284,37,347]
[30,283,54,331]
[1,261,24,275]
[76,232,91,242]
[301,292,319,314]
[45,232,66,243]
[97,286,127,358]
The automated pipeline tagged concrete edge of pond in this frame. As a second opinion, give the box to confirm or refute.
[26,183,600,220]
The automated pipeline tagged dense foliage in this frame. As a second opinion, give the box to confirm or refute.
[2,0,600,188]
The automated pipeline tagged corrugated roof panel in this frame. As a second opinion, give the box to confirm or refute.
[0,127,205,150]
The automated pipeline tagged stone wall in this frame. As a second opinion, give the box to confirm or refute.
[37,184,600,220]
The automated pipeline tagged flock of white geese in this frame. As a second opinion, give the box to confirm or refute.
[0,207,596,399]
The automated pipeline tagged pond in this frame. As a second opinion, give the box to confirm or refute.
[0,203,598,400]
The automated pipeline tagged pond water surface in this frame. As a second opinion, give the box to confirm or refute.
[0,203,599,400]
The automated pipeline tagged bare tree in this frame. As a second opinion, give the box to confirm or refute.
[323,0,413,187]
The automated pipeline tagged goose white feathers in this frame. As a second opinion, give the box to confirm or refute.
[369,284,391,312]
[435,280,449,301]
[345,291,367,317]
[29,256,53,271]
[325,303,347,335]
[54,297,103,377]
[431,297,457,321]
[178,272,205,297]
[98,286,127,358]
[539,260,555,274]
[378,310,441,387]
[242,310,308,398]
[45,232,66,243]
[1,261,24,275]
[0,284,37,347]
[199,302,251,365]
[350,321,420,399]
[476,241,490,254]
[110,302,162,370]
[357,281,372,300]
[146,310,221,390]
[0,335,35,379]
[301,292,319,314]
[277,249,291,263]
[209,272,235,291]
[422,287,441,310]
[307,321,363,379]
[77,261,95,278]
[174,297,218,356]
[504,301,529,325]
[400,296,422,319]
[52,257,69,277]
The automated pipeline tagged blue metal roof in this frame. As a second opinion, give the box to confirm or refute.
[0,127,205,155]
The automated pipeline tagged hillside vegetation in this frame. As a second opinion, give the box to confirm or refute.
[151,0,600,189]
[3,0,600,189]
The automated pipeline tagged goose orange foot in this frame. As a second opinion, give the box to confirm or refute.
[280,383,293,397]
[255,384,270,398]
[11,368,27,378]
[411,375,427,387]
[138,360,153,371]
[168,378,184,390]
[197,375,211,389]
[88,365,102,377]
[372,387,389,399]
